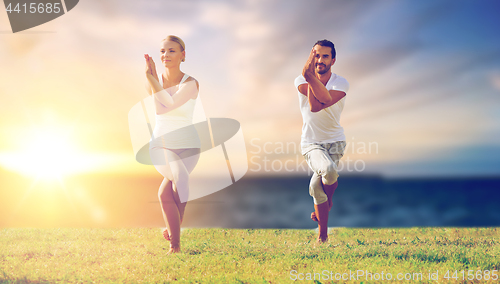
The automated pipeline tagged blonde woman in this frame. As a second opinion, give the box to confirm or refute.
[144,35,200,254]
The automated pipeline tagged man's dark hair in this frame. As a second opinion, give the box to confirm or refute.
[314,39,336,58]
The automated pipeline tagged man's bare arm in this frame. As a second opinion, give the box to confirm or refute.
[298,83,346,112]
[308,86,325,112]
[326,90,346,106]
[305,75,333,104]
[302,48,333,104]
[298,83,323,112]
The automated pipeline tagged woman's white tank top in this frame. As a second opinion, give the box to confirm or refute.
[151,74,201,149]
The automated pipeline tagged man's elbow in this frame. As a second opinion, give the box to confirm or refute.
[303,71,314,81]
[319,97,333,105]
[310,106,322,113]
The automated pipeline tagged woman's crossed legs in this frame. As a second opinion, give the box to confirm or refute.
[154,147,200,253]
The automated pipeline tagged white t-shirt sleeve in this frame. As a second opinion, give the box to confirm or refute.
[328,76,349,93]
[294,75,307,89]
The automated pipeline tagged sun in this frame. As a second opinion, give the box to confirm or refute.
[25,132,75,180]
[0,126,88,181]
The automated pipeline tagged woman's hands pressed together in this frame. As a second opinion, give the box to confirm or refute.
[144,54,159,81]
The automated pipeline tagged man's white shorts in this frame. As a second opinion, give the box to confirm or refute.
[301,141,346,205]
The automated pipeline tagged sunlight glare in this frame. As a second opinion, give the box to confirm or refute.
[0,126,92,180]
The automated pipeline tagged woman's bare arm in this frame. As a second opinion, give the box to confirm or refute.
[150,77,198,110]
[144,54,198,112]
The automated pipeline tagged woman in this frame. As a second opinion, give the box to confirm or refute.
[144,35,200,254]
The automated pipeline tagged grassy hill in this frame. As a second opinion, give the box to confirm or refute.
[1,228,499,283]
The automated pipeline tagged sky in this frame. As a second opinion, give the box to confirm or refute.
[1,0,500,227]
[1,0,500,180]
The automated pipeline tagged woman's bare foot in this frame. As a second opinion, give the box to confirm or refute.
[167,245,181,254]
[162,228,171,241]
[311,212,318,222]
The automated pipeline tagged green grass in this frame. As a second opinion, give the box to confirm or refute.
[0,228,499,283]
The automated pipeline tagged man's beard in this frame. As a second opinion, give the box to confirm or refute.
[316,64,330,75]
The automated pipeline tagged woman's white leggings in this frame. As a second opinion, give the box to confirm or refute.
[150,147,200,203]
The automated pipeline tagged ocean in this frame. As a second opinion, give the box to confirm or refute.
[2,171,499,228]
[182,175,500,228]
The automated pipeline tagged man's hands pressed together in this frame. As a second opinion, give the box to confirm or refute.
[298,46,346,112]
[302,48,317,81]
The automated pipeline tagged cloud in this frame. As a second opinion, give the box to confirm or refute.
[490,71,500,91]
[2,0,500,177]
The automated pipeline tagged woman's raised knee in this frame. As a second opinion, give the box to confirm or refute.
[172,168,189,186]
[158,182,174,201]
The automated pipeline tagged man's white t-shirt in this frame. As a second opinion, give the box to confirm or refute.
[294,73,349,145]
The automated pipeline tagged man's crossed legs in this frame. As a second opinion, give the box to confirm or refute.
[302,141,345,243]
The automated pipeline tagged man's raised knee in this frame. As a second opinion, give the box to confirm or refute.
[313,194,328,205]
[322,163,338,185]
[310,184,328,205]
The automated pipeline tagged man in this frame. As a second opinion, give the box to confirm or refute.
[294,40,349,243]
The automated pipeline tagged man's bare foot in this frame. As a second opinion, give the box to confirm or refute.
[317,235,328,244]
[162,228,171,241]
[167,245,180,254]
[311,212,318,222]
